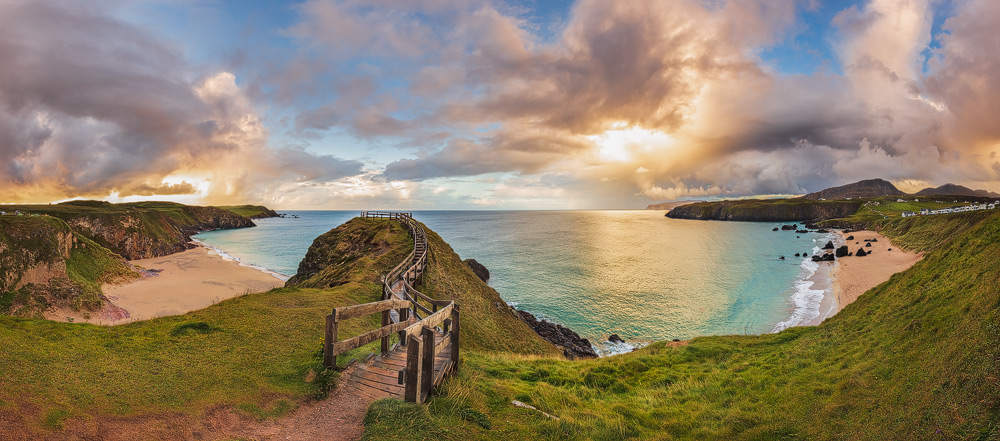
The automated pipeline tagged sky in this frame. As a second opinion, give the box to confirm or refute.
[1,0,999,210]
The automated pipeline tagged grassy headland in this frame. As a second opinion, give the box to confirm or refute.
[0,217,556,436]
[217,205,280,219]
[666,198,863,222]
[362,211,1000,440]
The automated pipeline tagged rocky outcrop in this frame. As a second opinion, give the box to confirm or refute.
[812,253,835,262]
[667,200,863,222]
[64,205,255,260]
[836,245,850,258]
[856,248,868,257]
[608,334,624,344]
[464,259,490,283]
[823,241,835,250]
[516,310,597,359]
[1,216,136,317]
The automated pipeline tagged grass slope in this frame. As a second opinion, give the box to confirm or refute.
[217,205,278,219]
[363,213,1000,440]
[0,217,556,435]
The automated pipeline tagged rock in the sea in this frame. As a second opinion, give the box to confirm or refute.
[794,253,800,257]
[781,224,798,231]
[779,256,785,260]
[796,229,809,234]
[464,258,490,283]
[815,229,830,233]
[811,253,835,262]
[772,227,779,231]
[517,310,597,359]
[835,245,850,258]
[823,241,835,249]
[608,334,625,344]
[856,248,867,257]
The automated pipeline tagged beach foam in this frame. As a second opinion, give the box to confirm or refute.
[192,238,290,282]
[772,232,839,332]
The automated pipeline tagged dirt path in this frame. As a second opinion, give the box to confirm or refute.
[265,379,375,441]
[3,369,376,441]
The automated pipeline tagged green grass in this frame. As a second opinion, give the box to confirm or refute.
[0,216,557,433]
[217,205,277,218]
[363,212,1000,440]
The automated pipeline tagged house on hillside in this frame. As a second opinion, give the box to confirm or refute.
[902,211,916,218]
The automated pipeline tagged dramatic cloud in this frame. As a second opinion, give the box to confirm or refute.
[0,0,362,204]
[3,0,999,208]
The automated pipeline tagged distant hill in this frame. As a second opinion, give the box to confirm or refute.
[800,178,905,200]
[914,183,1000,198]
[646,201,702,210]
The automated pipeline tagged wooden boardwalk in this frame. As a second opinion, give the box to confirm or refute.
[323,212,458,404]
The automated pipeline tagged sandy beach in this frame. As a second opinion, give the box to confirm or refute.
[48,245,285,325]
[831,230,922,312]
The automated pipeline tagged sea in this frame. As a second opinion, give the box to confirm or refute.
[193,210,837,355]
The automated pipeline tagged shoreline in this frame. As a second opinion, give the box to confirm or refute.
[45,244,285,325]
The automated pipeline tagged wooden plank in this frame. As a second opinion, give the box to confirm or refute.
[421,327,435,401]
[351,378,401,397]
[451,306,460,373]
[323,313,335,368]
[332,320,411,355]
[353,370,405,390]
[401,304,454,340]
[334,299,411,321]
[432,360,454,388]
[404,334,422,403]
[434,333,451,357]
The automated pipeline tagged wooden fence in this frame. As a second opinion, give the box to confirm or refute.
[322,211,458,403]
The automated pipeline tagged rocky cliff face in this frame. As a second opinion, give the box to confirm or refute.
[0,218,75,293]
[65,206,255,260]
[0,216,136,317]
[667,200,863,222]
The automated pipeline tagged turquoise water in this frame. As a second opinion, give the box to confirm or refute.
[193,210,831,353]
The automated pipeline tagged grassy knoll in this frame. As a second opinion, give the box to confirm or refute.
[363,213,1000,440]
[217,205,279,219]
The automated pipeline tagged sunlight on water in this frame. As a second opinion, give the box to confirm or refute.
[195,210,829,352]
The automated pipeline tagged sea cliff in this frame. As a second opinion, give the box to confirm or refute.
[666,199,863,221]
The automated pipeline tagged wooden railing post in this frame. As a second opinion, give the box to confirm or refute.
[381,309,390,354]
[398,307,410,346]
[451,305,460,373]
[404,334,423,402]
[421,326,435,400]
[324,311,337,369]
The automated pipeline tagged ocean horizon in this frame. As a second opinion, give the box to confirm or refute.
[194,210,836,354]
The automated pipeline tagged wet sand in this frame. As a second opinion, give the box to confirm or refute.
[56,245,285,325]
[831,230,922,312]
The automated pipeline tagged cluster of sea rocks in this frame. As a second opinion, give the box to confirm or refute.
[772,224,887,262]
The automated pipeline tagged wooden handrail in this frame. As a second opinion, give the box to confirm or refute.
[326,211,458,404]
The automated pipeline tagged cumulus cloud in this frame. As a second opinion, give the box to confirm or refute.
[0,0,362,203]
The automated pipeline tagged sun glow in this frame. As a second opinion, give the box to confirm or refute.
[588,123,675,162]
